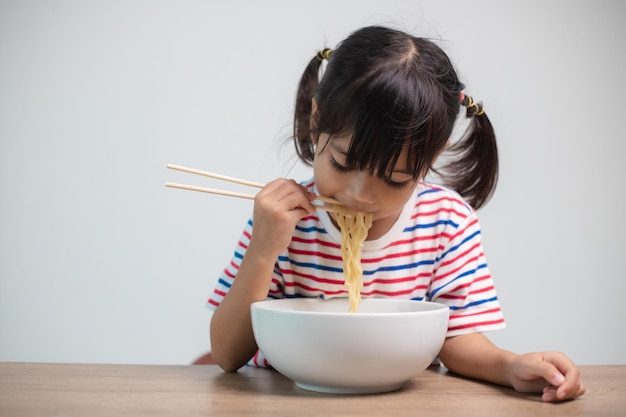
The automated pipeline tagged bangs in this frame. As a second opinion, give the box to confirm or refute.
[316,67,448,181]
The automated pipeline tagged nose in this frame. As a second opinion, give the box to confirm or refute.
[344,172,377,206]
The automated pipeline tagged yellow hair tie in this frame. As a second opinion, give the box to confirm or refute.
[464,95,485,117]
[316,48,332,62]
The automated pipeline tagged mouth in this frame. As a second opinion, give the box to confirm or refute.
[344,201,375,214]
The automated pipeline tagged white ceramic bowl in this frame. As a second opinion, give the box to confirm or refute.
[250,298,449,394]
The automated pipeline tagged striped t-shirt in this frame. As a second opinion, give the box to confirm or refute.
[207,179,505,367]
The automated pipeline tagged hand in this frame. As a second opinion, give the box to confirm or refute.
[248,178,316,258]
[508,351,585,402]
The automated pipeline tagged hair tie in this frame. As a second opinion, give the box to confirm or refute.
[461,93,485,117]
[316,48,332,62]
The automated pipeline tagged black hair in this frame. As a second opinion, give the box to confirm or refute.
[293,26,498,209]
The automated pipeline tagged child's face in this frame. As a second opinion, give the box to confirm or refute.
[313,132,419,226]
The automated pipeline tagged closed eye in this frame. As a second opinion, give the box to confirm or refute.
[330,157,352,173]
[332,157,413,189]
[384,178,412,189]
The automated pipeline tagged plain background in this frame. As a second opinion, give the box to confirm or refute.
[1,0,625,366]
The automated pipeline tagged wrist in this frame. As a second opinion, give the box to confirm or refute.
[500,350,519,387]
[231,244,280,301]
[247,237,285,262]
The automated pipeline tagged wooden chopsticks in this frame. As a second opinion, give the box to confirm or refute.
[165,164,342,211]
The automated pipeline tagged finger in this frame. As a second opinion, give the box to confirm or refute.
[541,386,558,402]
[555,380,585,401]
[520,356,566,388]
[542,353,581,397]
[257,179,298,199]
[256,180,308,208]
[278,189,316,214]
[542,381,585,402]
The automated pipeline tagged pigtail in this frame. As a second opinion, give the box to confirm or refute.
[293,49,330,165]
[439,98,498,209]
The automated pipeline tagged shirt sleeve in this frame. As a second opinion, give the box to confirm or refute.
[206,218,253,311]
[205,217,276,368]
[429,211,506,336]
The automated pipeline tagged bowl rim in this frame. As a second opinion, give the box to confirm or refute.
[250,297,449,317]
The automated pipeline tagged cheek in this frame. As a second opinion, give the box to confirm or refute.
[313,160,345,196]
[313,166,336,195]
[375,183,417,210]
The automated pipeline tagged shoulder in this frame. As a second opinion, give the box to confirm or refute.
[414,181,475,221]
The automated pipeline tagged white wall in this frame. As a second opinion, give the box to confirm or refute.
[1,0,624,365]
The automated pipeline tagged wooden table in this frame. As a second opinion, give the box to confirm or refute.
[0,362,623,416]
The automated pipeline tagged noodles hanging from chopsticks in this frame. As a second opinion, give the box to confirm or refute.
[165,164,373,311]
[333,206,373,313]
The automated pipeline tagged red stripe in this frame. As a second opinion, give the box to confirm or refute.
[437,274,492,296]
[288,247,342,261]
[412,206,469,220]
[300,213,321,222]
[449,307,501,320]
[291,236,339,249]
[362,247,438,264]
[221,260,241,279]
[362,285,429,297]
[281,270,344,286]
[280,281,430,298]
[415,194,468,209]
[290,246,441,264]
[439,242,481,269]
[364,273,432,286]
[448,318,505,332]
[386,232,446,247]
[268,288,283,296]
[432,253,482,284]
[282,280,346,295]
[281,269,433,287]
[447,218,479,242]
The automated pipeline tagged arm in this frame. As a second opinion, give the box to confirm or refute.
[438,333,585,402]
[210,179,316,372]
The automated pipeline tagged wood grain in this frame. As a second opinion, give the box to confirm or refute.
[0,363,623,416]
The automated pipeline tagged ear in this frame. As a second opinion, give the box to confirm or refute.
[310,98,320,145]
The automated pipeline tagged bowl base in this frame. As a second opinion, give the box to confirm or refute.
[295,381,405,395]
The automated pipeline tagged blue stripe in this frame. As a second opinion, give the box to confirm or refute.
[430,263,488,297]
[403,219,458,232]
[278,256,343,273]
[417,188,443,197]
[217,277,232,289]
[295,225,328,234]
[279,256,436,275]
[364,259,435,275]
[436,229,481,263]
[448,296,499,311]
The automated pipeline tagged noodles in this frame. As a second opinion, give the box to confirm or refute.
[333,206,373,312]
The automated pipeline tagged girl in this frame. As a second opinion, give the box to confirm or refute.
[207,26,585,402]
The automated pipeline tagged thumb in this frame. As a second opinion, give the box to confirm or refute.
[537,354,570,386]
